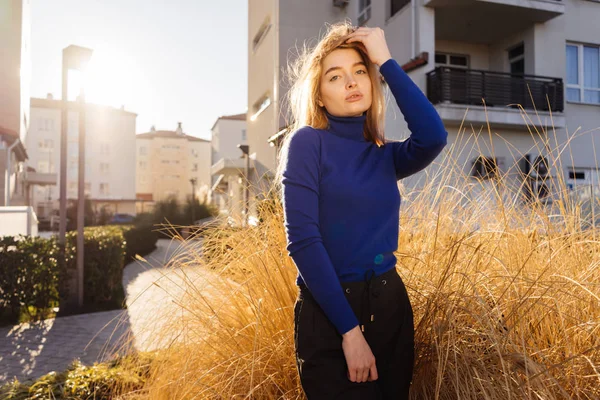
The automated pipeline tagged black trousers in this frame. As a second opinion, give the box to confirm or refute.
[294,267,415,399]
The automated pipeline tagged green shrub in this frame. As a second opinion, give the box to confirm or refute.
[64,228,126,311]
[0,236,63,325]
[0,223,159,325]
[122,225,159,263]
[0,352,154,399]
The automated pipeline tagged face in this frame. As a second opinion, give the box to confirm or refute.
[318,48,373,118]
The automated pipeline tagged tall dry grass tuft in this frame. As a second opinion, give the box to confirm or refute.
[114,104,600,399]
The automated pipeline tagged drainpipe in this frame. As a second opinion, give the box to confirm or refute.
[4,138,20,207]
[411,0,417,59]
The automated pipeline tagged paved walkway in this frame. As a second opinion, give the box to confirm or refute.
[0,237,223,386]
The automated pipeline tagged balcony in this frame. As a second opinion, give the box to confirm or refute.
[211,157,254,177]
[425,0,564,44]
[427,67,565,128]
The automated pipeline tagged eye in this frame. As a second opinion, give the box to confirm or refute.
[357,69,367,75]
[330,75,339,82]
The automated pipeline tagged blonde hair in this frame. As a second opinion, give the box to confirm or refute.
[273,20,388,194]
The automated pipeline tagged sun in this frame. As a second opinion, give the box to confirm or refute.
[68,46,136,109]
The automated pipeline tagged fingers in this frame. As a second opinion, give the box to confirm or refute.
[348,364,377,383]
[370,363,379,381]
[348,368,357,382]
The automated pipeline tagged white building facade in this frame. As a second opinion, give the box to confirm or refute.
[0,0,31,207]
[209,113,249,222]
[249,0,600,218]
[27,96,138,219]
[136,123,211,212]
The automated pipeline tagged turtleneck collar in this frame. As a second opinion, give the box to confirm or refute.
[324,109,368,143]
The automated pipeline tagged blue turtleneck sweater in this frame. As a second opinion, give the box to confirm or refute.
[281,58,447,336]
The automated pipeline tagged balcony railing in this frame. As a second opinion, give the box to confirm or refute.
[427,67,564,113]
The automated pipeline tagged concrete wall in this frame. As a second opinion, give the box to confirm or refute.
[0,206,38,236]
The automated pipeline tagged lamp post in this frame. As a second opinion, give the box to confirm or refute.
[59,45,93,313]
[237,144,249,227]
[189,177,197,223]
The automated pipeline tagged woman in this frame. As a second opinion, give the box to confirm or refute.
[275,21,447,399]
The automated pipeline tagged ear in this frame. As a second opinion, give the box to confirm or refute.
[318,99,324,107]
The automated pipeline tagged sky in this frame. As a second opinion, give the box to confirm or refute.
[30,0,248,141]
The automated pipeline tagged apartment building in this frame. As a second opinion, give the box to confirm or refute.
[0,0,31,207]
[136,123,211,212]
[249,0,600,218]
[209,113,249,222]
[27,95,138,218]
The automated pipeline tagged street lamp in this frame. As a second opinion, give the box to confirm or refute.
[237,144,249,227]
[59,45,93,313]
[189,177,197,223]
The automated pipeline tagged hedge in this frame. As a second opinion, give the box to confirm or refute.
[0,224,159,325]
[0,236,63,324]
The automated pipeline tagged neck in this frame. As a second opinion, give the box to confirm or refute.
[324,109,368,142]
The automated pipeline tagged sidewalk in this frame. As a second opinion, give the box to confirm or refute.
[0,238,206,386]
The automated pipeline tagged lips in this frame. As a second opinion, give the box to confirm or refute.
[346,92,363,102]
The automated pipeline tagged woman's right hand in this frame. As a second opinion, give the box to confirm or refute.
[342,325,378,382]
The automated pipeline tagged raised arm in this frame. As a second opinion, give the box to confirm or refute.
[281,126,359,336]
[379,58,448,180]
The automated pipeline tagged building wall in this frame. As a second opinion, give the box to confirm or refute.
[189,139,212,203]
[210,117,248,217]
[136,134,211,206]
[249,0,600,217]
[0,0,30,207]
[561,0,600,175]
[27,100,137,217]
[213,118,247,162]
[248,0,278,179]
[0,0,29,142]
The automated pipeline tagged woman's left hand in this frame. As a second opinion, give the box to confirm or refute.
[345,26,392,67]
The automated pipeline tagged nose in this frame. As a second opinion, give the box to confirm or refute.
[345,74,357,89]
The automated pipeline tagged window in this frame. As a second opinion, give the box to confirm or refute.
[569,171,586,180]
[508,43,525,75]
[161,144,180,150]
[191,148,198,157]
[139,161,147,168]
[99,183,109,195]
[435,52,469,68]
[251,93,272,121]
[358,0,371,26]
[38,118,54,132]
[566,43,600,104]
[192,163,198,172]
[241,129,246,141]
[139,146,147,156]
[100,143,110,155]
[38,138,54,151]
[391,0,410,18]
[471,156,499,180]
[37,161,49,173]
[253,16,272,52]
[100,163,110,174]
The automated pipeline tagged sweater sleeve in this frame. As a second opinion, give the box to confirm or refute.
[281,126,360,336]
[379,58,448,181]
